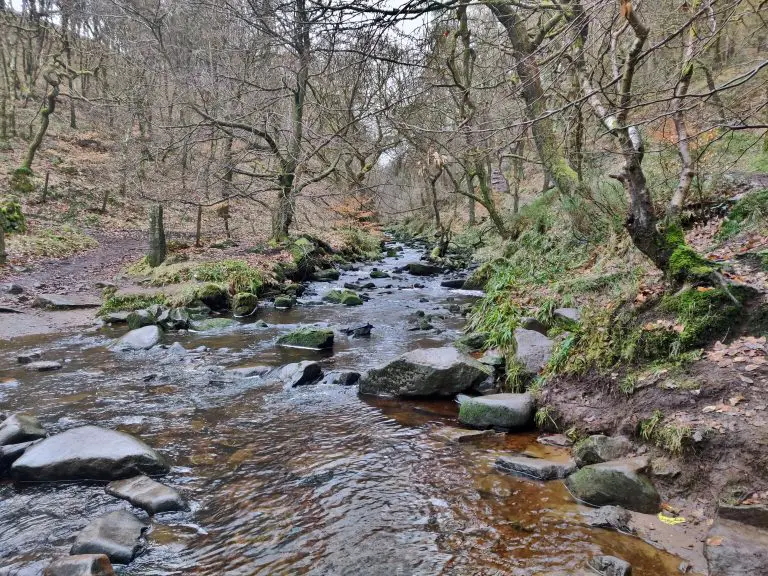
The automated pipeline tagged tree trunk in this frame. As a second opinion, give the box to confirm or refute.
[148,204,167,267]
[0,225,6,266]
[22,72,59,171]
[195,205,203,248]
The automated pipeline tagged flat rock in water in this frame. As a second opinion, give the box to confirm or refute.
[11,425,169,481]
[26,360,62,372]
[537,434,573,447]
[406,262,443,276]
[585,505,633,533]
[458,393,534,429]
[276,361,323,387]
[113,326,161,351]
[0,413,47,446]
[33,294,101,310]
[565,457,660,514]
[440,278,467,288]
[106,475,188,514]
[705,519,768,576]
[587,555,632,576]
[574,435,634,466]
[495,455,576,480]
[226,366,271,379]
[17,350,42,364]
[513,328,553,375]
[0,440,39,473]
[358,347,491,398]
[44,554,115,576]
[70,511,148,564]
[430,426,494,444]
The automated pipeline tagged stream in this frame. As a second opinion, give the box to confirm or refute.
[0,245,692,575]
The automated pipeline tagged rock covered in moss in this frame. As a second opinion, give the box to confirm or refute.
[458,393,534,429]
[0,199,26,233]
[406,262,442,276]
[196,283,229,311]
[274,295,294,309]
[191,318,236,331]
[573,435,634,466]
[323,289,363,306]
[454,332,489,353]
[370,269,389,279]
[312,268,340,282]
[232,292,258,316]
[461,261,501,290]
[359,347,491,398]
[495,455,576,480]
[277,328,334,349]
[126,309,155,330]
[565,457,660,514]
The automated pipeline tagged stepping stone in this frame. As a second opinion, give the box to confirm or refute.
[106,475,188,514]
[495,455,576,480]
[44,554,115,576]
[0,413,47,446]
[458,393,534,429]
[70,511,148,564]
[430,426,494,444]
[17,350,42,364]
[33,294,101,310]
[26,361,62,372]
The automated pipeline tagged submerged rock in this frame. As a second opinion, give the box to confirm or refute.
[565,457,660,514]
[705,518,768,576]
[45,554,115,576]
[277,328,334,350]
[276,361,323,387]
[359,347,491,398]
[458,393,534,430]
[11,425,169,481]
[106,475,188,515]
[25,360,63,372]
[587,555,632,576]
[113,326,161,351]
[495,455,576,480]
[313,268,340,281]
[573,435,634,466]
[513,328,554,375]
[370,269,390,279]
[0,413,47,446]
[430,426,494,444]
[191,317,236,331]
[70,511,148,564]
[440,278,466,288]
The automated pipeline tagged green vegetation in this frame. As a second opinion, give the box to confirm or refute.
[323,289,363,306]
[9,168,34,194]
[0,199,26,233]
[7,225,96,258]
[639,410,692,454]
[718,189,768,240]
[99,292,166,316]
[126,257,265,295]
[277,328,334,349]
[338,227,382,260]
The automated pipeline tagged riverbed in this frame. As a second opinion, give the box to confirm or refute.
[0,246,696,575]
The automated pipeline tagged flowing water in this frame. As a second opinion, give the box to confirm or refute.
[0,246,694,575]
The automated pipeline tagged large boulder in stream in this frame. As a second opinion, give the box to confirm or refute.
[113,325,161,351]
[45,554,115,576]
[70,510,148,564]
[277,328,334,350]
[406,262,442,276]
[0,413,47,446]
[458,393,534,429]
[358,347,491,398]
[565,457,661,514]
[11,426,169,481]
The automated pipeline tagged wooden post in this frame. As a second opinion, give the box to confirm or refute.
[148,204,167,267]
[195,204,202,247]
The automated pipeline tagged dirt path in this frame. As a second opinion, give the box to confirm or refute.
[0,230,146,340]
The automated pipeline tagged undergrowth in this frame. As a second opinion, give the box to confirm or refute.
[7,225,97,258]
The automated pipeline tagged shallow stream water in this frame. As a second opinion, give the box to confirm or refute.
[0,246,693,575]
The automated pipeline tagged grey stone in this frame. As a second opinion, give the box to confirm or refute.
[319,371,361,386]
[341,323,373,337]
[440,278,466,288]
[44,554,115,576]
[513,328,554,375]
[519,316,548,334]
[26,360,62,372]
[33,294,101,310]
[537,434,573,447]
[359,347,491,398]
[4,283,23,295]
[407,262,443,276]
[70,510,148,564]
[276,361,323,387]
[649,456,682,479]
[478,348,505,367]
[126,309,155,330]
[113,326,161,351]
[705,519,768,576]
[0,413,47,446]
[587,555,632,576]
[718,503,768,530]
[106,475,188,514]
[166,342,187,356]
[574,435,634,466]
[430,426,494,444]
[17,350,42,364]
[103,312,130,324]
[554,307,581,324]
[226,366,271,379]
[565,457,660,514]
[458,393,534,429]
[0,440,40,473]
[585,506,633,533]
[495,455,576,480]
[11,425,169,481]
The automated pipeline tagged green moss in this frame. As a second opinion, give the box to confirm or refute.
[668,245,716,282]
[323,289,362,306]
[192,317,236,331]
[194,260,263,294]
[274,295,294,309]
[639,410,692,454]
[9,169,34,194]
[277,328,334,349]
[99,292,166,316]
[232,292,259,316]
[718,189,768,240]
[338,227,382,260]
[0,200,26,233]
[454,332,489,353]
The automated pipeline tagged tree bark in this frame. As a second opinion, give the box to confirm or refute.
[22,71,59,171]
[148,204,167,267]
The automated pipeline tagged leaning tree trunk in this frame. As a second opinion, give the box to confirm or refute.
[22,71,59,171]
[148,205,167,267]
